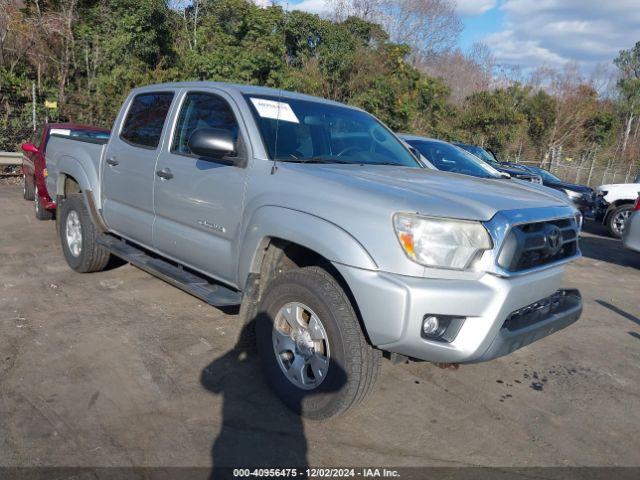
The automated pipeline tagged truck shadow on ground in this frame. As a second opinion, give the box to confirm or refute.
[579,222,640,269]
[200,320,346,479]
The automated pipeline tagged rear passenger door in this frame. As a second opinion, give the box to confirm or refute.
[152,90,249,286]
[102,91,175,246]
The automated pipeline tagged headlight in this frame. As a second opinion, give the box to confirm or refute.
[393,213,492,270]
[564,189,582,200]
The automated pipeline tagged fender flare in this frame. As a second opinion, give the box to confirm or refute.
[238,206,377,287]
[55,157,107,232]
[55,155,95,196]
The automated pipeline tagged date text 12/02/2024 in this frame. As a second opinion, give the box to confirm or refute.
[232,468,401,478]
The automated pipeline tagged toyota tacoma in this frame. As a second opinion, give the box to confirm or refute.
[45,82,583,418]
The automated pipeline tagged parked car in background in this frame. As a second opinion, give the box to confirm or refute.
[44,82,583,418]
[453,142,543,185]
[21,123,110,220]
[594,181,640,238]
[622,196,640,253]
[400,135,505,179]
[511,164,595,219]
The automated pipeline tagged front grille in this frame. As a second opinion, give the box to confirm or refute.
[503,289,581,332]
[498,217,579,272]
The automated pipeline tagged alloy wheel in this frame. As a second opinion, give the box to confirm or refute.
[613,210,631,236]
[65,210,82,257]
[272,301,330,390]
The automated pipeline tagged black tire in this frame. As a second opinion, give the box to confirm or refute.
[34,184,54,221]
[57,193,111,273]
[256,266,380,420]
[23,174,35,201]
[606,204,634,238]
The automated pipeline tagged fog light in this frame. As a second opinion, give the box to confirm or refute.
[421,314,466,343]
[422,316,440,335]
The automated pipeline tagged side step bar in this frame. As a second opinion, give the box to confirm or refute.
[98,234,242,307]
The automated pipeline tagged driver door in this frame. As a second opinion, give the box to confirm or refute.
[152,89,249,286]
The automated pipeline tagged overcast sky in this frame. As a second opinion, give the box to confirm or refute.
[287,0,639,72]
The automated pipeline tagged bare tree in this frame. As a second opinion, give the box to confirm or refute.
[329,0,385,20]
[327,0,462,59]
[420,42,494,104]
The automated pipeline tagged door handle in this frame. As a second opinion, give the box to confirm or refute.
[106,157,119,166]
[156,168,173,180]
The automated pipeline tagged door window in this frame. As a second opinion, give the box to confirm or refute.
[120,92,174,148]
[172,92,242,156]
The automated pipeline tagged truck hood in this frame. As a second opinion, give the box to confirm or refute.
[284,164,571,221]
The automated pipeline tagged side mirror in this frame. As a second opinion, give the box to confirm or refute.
[188,128,236,160]
[409,147,420,159]
[21,143,38,153]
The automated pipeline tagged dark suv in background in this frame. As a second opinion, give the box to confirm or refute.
[514,164,595,219]
[454,142,543,185]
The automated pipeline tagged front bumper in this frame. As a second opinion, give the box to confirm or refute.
[335,264,582,363]
[566,195,595,219]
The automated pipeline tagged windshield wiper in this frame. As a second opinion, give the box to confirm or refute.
[280,156,357,165]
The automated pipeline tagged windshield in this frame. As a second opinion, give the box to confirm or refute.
[244,94,420,167]
[526,166,561,183]
[407,140,501,179]
[455,143,502,168]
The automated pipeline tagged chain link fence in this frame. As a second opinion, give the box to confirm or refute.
[0,82,63,152]
[514,161,640,187]
[503,146,640,188]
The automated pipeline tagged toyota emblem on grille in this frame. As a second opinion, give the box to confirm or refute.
[544,225,562,255]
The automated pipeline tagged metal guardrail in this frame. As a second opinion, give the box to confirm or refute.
[0,152,23,166]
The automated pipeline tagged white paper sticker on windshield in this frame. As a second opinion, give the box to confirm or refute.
[250,98,299,124]
[50,128,71,136]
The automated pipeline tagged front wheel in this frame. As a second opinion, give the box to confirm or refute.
[57,193,111,272]
[607,204,634,238]
[256,266,380,419]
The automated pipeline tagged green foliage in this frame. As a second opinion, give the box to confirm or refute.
[583,109,617,146]
[2,0,637,167]
[523,90,556,150]
[614,42,640,114]
[458,88,527,152]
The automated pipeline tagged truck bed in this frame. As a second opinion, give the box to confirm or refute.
[45,133,110,208]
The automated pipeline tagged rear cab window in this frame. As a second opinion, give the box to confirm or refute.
[120,92,174,149]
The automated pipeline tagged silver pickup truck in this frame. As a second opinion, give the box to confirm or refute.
[46,82,583,418]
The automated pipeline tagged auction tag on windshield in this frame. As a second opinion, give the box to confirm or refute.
[250,97,299,124]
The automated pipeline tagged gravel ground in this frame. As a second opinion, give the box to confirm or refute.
[1,183,639,470]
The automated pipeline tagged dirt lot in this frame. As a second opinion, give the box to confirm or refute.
[1,183,639,469]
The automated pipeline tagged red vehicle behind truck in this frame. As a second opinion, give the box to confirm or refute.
[21,123,110,220]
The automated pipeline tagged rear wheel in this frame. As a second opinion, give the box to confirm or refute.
[256,266,380,419]
[57,193,111,272]
[23,174,35,201]
[34,184,54,221]
[607,204,633,238]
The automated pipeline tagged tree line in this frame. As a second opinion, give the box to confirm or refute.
[1,0,639,176]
